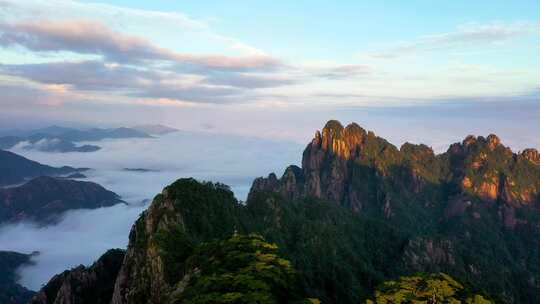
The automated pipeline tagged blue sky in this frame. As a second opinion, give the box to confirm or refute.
[0,0,539,145]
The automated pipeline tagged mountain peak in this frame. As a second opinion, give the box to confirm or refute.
[522,148,540,164]
[253,120,540,212]
[322,119,344,133]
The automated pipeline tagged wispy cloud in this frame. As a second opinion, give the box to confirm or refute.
[0,59,296,103]
[315,64,373,79]
[0,19,281,69]
[368,22,540,58]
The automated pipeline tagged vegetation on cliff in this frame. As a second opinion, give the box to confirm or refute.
[365,273,492,304]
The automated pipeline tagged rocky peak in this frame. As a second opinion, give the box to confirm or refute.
[522,148,540,164]
[31,249,125,304]
[251,121,540,219]
[400,143,435,160]
[322,120,345,136]
[315,120,368,160]
[486,134,501,151]
[463,135,477,147]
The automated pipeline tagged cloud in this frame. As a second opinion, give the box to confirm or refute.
[0,59,301,103]
[0,60,254,104]
[368,22,540,58]
[136,83,241,104]
[204,72,296,88]
[0,19,281,70]
[0,82,71,106]
[0,132,303,290]
[1,61,158,91]
[316,64,373,79]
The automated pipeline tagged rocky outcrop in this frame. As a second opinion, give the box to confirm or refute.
[30,249,125,304]
[111,179,240,304]
[0,176,125,224]
[522,148,540,165]
[250,120,403,212]
[403,238,457,272]
[250,120,540,217]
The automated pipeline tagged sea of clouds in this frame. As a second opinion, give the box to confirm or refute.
[0,131,303,290]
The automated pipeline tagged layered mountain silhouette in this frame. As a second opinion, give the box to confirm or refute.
[0,126,154,153]
[0,251,36,304]
[130,124,179,135]
[0,176,126,224]
[0,150,81,186]
[26,121,540,303]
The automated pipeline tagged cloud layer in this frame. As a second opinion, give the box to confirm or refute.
[369,22,540,58]
[0,132,303,290]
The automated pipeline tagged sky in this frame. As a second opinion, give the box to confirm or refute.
[0,1,540,290]
[0,0,539,144]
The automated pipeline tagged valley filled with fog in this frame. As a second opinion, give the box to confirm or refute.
[0,131,303,290]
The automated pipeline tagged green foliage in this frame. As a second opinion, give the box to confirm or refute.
[154,226,195,284]
[145,177,538,303]
[165,178,241,242]
[174,234,314,304]
[365,273,493,304]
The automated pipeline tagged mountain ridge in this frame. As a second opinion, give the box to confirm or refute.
[0,150,81,186]
[251,120,540,217]
[0,176,126,224]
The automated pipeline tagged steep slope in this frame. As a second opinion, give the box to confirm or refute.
[0,150,79,186]
[0,251,36,304]
[31,177,513,303]
[108,179,404,304]
[0,176,125,224]
[252,120,540,230]
[30,249,125,304]
[249,120,540,302]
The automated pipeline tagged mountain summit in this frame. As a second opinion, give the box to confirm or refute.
[251,120,540,218]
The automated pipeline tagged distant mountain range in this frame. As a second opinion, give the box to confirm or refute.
[0,149,127,303]
[0,124,176,153]
[0,150,82,186]
[130,124,179,135]
[0,176,126,224]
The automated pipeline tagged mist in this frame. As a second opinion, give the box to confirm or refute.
[0,131,303,290]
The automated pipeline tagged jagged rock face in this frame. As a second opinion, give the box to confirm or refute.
[111,179,240,304]
[403,238,457,272]
[253,120,401,212]
[522,148,540,165]
[110,189,179,304]
[31,249,125,304]
[32,176,540,303]
[250,120,540,222]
